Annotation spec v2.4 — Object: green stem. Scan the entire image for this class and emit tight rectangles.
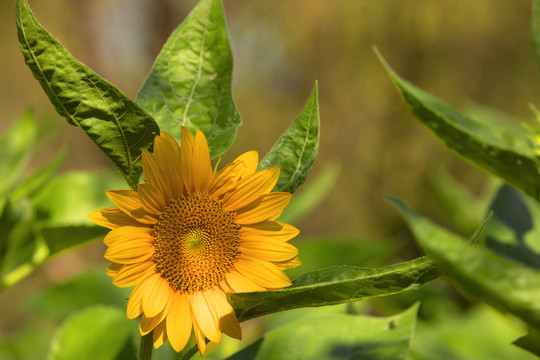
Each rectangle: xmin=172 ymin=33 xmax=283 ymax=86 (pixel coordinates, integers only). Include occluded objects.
xmin=139 ymin=332 xmax=153 ymax=360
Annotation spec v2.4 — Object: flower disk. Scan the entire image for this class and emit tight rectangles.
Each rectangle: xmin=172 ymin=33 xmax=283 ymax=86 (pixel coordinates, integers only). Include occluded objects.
xmin=88 ymin=127 xmax=300 ymax=355
xmin=153 ymin=194 xmax=240 ymax=293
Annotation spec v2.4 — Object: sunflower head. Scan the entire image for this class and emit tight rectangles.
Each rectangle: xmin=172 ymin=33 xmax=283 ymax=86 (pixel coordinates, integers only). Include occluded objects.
xmin=89 ymin=127 xmax=300 ymax=354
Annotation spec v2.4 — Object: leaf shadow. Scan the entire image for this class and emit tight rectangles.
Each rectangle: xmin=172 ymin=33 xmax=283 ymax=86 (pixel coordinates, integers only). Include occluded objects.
xmin=485 ymin=184 xmax=540 ymax=269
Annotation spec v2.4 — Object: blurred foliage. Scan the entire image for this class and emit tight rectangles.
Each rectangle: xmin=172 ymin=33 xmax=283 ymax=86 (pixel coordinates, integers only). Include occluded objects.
xmin=2 ymin=0 xmax=540 ymax=359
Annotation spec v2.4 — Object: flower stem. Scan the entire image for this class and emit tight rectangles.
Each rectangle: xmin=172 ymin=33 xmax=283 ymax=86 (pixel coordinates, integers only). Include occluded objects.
xmin=139 ymin=332 xmax=153 ymax=360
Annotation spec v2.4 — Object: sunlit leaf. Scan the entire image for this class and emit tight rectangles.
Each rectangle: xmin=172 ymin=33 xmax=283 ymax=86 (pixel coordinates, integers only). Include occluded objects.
xmin=227 ymin=304 xmax=419 ymax=360
xmin=376 ymin=49 xmax=540 ymax=201
xmin=48 ymin=306 xmax=136 ymax=360
xmin=136 ymin=0 xmax=240 ymax=158
xmin=229 ymin=257 xmax=437 ymax=322
xmin=389 ymin=197 xmax=540 ymax=332
xmin=258 ymin=83 xmax=320 ymax=193
xmin=16 ymin=0 xmax=159 ymax=189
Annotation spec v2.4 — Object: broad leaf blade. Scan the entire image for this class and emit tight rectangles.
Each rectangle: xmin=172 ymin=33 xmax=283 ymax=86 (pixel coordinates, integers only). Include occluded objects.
xmin=229 ymin=257 xmax=437 ymax=322
xmin=227 ymin=304 xmax=419 ymax=360
xmin=136 ymin=0 xmax=240 ymax=158
xmin=376 ymin=50 xmax=540 ymax=201
xmin=48 ymin=306 xmax=136 ymax=360
xmin=16 ymin=0 xmax=159 ymax=189
xmin=258 ymin=83 xmax=320 ymax=193
xmin=390 ymin=197 xmax=540 ymax=332
xmin=42 ymin=226 xmax=108 ymax=258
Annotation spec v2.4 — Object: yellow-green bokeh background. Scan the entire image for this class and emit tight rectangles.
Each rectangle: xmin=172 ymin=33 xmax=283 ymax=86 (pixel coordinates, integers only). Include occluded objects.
xmin=1 ymin=0 xmax=540 ymax=356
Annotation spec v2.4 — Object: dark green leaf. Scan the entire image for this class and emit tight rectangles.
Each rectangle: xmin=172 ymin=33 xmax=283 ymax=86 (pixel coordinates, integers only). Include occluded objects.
xmin=42 ymin=225 xmax=108 ymax=257
xmin=0 ymin=198 xmax=37 ymax=281
xmin=16 ymin=0 xmax=159 ymax=189
xmin=484 ymin=184 xmax=540 ymax=269
xmin=48 ymin=306 xmax=137 ymax=360
xmin=390 ymin=197 xmax=540 ymax=332
xmin=258 ymin=83 xmax=320 ymax=193
xmin=514 ymin=328 xmax=540 ymax=358
xmin=229 ymin=257 xmax=437 ymax=322
xmin=376 ymin=49 xmax=540 ymax=201
xmin=0 ymin=110 xmax=36 ymax=197
xmin=136 ymin=0 xmax=240 ymax=158
xmin=227 ymin=304 xmax=419 ymax=360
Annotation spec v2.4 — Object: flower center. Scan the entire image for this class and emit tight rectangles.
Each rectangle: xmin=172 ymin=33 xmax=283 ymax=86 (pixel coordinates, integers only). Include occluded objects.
xmin=152 ymin=193 xmax=241 ymax=293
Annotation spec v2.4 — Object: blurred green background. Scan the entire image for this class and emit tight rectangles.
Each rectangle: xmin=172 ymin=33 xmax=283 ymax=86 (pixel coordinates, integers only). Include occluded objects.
xmin=2 ymin=0 xmax=540 ymax=359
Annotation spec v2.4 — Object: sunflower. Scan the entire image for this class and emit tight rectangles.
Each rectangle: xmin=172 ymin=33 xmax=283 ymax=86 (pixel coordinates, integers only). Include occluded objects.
xmin=88 ymin=127 xmax=300 ymax=354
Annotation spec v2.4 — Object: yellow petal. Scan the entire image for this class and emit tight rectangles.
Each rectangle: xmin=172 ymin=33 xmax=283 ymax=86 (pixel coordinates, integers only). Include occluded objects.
xmin=239 ymin=239 xmax=299 ymax=262
xmin=166 ymin=291 xmax=192 ymax=352
xmin=153 ymin=320 xmax=168 ymax=349
xmin=106 ymin=262 xmax=123 ymax=278
xmin=234 ymin=150 xmax=258 ymax=180
xmin=192 ymin=130 xmax=213 ymax=193
xmin=113 ymin=261 xmax=155 ymax=287
xmin=104 ymin=238 xmax=154 ymax=264
xmin=204 ymin=288 xmax=241 ymax=340
xmin=180 ymin=127 xmax=194 ymax=193
xmin=225 ymin=271 xmax=265 ymax=293
xmin=140 ymin=299 xmax=170 ymax=335
xmin=137 ymin=183 xmax=166 ymax=214
xmin=142 ymin=274 xmax=171 ymax=317
xmin=103 ymin=226 xmax=152 ymax=246
xmin=191 ymin=291 xmax=221 ymax=343
xmin=209 ymin=162 xmax=244 ymax=198
xmin=234 ymin=192 xmax=292 ymax=225
xmin=240 ymin=221 xmax=299 ymax=242
xmin=274 ymin=256 xmax=302 ymax=270
xmin=88 ymin=207 xmax=145 ymax=229
xmin=234 ymin=255 xmax=292 ymax=288
xmin=152 ymin=131 xmax=184 ymax=200
xmin=127 ymin=281 xmax=145 ymax=319
xmin=106 ymin=190 xmax=157 ymax=224
xmin=222 ymin=167 xmax=280 ymax=212
xmin=192 ymin=316 xmax=207 ymax=355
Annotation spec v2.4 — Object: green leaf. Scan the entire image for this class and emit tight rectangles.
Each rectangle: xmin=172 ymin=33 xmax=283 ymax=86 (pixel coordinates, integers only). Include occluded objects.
xmin=42 ymin=225 xmax=108 ymax=258
xmin=16 ymin=0 xmax=159 ymax=189
xmin=514 ymin=328 xmax=540 ymax=358
xmin=136 ymin=0 xmax=240 ymax=158
xmin=533 ymin=0 xmax=540 ymax=68
xmin=229 ymin=257 xmax=437 ymax=322
xmin=389 ymin=197 xmax=540 ymax=332
xmin=376 ymin=49 xmax=540 ymax=201
xmin=483 ymin=184 xmax=540 ymax=270
xmin=48 ymin=306 xmax=136 ymax=360
xmin=227 ymin=304 xmax=419 ymax=360
xmin=258 ymin=83 xmax=320 ymax=193
xmin=0 ymin=110 xmax=36 ymax=197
